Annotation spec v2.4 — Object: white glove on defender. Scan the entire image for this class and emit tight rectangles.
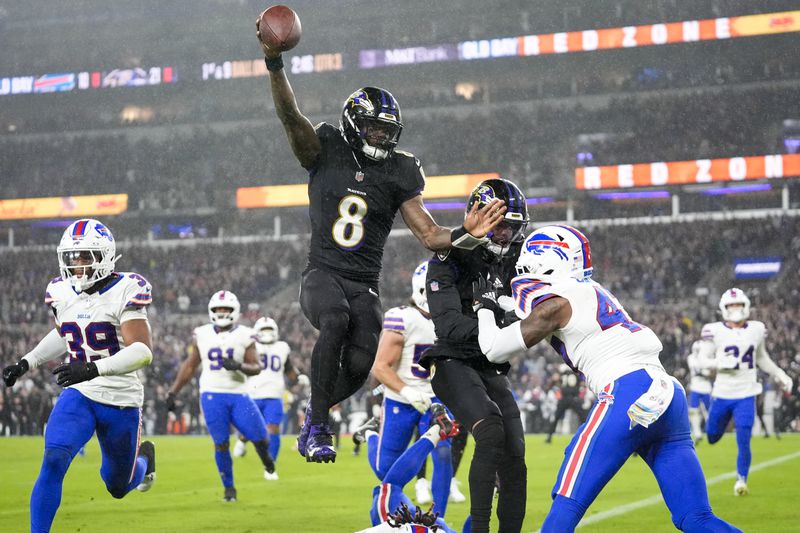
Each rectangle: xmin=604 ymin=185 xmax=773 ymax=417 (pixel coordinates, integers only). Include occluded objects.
xmin=779 ymin=374 xmax=793 ymax=393
xmin=400 ymin=386 xmax=432 ymax=414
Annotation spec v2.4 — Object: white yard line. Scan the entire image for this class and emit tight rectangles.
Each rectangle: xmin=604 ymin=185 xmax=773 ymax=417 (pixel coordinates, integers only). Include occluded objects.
xmin=530 ymin=449 xmax=800 ymax=532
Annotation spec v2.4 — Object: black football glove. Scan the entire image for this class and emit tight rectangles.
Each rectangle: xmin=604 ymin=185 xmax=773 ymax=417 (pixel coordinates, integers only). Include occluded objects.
xmin=3 ymin=359 xmax=29 ymax=387
xmin=472 ymin=276 xmax=500 ymax=314
xmin=166 ymin=392 xmax=177 ymax=412
xmin=221 ymin=358 xmax=242 ymax=371
xmin=52 ymin=361 xmax=99 ymax=387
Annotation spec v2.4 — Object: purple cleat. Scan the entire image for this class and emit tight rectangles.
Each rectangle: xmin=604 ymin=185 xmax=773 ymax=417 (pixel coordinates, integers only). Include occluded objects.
xmin=297 ymin=402 xmax=313 ymax=457
xmin=306 ymin=424 xmax=336 ymax=463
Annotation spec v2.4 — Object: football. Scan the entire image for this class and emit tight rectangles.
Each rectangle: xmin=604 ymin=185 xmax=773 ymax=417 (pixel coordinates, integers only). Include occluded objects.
xmin=258 ymin=5 xmax=302 ymax=52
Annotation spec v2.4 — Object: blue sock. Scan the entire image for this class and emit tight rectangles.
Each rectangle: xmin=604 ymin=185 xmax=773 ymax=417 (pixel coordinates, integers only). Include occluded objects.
xmin=214 ymin=449 xmax=234 ymax=488
xmin=31 ymin=448 xmax=72 ymax=533
xmin=431 ymin=444 xmax=453 ymax=517
xmin=367 ymin=433 xmax=381 ymax=478
xmin=541 ymin=495 xmax=586 ymax=533
xmin=383 ymin=438 xmax=435 ymax=487
xmin=735 ymin=425 xmax=752 ymax=479
xmin=269 ymin=433 xmax=281 ymax=462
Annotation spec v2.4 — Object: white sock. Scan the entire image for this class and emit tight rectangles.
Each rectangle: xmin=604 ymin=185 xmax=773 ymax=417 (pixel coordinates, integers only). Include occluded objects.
xmin=422 ymin=426 xmax=441 ymax=446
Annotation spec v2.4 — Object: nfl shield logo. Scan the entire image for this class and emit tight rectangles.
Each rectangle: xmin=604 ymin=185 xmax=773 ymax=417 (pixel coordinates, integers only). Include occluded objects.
xmin=430 ymin=281 xmax=439 ymax=292
xmin=355 ymin=171 xmax=365 ymax=182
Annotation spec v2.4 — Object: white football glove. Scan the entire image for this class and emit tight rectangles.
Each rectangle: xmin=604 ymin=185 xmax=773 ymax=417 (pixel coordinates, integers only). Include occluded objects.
xmin=400 ymin=386 xmax=431 ymax=414
xmin=779 ymin=374 xmax=793 ymax=393
xmin=296 ymin=374 xmax=310 ymax=387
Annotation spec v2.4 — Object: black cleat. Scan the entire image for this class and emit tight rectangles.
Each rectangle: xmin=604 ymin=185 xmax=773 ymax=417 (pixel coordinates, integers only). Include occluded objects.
xmin=224 ymin=486 xmax=237 ymax=502
xmin=430 ymin=403 xmax=459 ymax=440
xmin=136 ymin=441 xmax=156 ymax=492
xmin=352 ymin=416 xmax=380 ymax=446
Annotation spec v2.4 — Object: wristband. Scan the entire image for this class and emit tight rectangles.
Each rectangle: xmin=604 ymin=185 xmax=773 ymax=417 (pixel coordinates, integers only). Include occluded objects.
xmin=451 ymin=225 xmax=488 ymax=250
xmin=265 ymin=55 xmax=284 ymax=72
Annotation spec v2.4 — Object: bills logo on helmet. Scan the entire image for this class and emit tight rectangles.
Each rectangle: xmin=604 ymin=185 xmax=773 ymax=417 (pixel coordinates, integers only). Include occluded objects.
xmin=94 ymin=223 xmax=112 ymax=240
xmin=525 ymin=232 xmax=570 ymax=260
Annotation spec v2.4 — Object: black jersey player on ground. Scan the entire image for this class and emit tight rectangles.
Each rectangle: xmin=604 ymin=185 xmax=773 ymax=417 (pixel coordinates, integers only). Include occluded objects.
xmin=257 ymin=25 xmax=506 ymax=464
xmin=420 ymin=179 xmax=530 ymax=533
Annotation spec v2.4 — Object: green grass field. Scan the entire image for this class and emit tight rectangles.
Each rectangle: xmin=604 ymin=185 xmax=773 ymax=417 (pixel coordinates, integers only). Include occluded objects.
xmin=1 ymin=433 xmax=798 ymax=532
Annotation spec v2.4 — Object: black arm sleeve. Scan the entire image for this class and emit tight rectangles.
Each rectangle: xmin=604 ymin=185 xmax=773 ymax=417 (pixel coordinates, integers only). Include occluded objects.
xmin=427 ymin=256 xmax=478 ymax=342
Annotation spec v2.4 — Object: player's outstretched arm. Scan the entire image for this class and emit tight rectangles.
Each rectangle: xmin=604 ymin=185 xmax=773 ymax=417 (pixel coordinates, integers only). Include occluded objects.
xmin=3 ymin=328 xmax=67 ymax=386
xmin=755 ymin=341 xmax=793 ymax=392
xmin=256 ymin=19 xmax=320 ymax=169
xmin=400 ymin=195 xmax=507 ymax=251
xmin=373 ymin=328 xmax=430 ymax=413
xmin=167 ymin=342 xmax=202 ymax=405
xmin=476 ymin=296 xmax=571 ymax=364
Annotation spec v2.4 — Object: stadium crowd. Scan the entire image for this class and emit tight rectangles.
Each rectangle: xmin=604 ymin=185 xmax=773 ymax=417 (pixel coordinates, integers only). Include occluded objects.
xmin=2 ymin=216 xmax=799 ymax=438
xmin=1 ymin=84 xmax=797 ymax=209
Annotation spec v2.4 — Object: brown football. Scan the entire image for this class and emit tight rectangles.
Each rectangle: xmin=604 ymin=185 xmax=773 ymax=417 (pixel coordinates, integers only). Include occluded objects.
xmin=258 ymin=5 xmax=302 ymax=52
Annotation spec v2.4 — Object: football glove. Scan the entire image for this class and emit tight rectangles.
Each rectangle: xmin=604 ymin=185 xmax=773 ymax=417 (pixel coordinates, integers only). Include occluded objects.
xmin=53 ymin=361 xmax=99 ymax=387
xmin=472 ymin=276 xmax=499 ymax=314
xmin=3 ymin=359 xmax=29 ymax=387
xmin=296 ymin=374 xmax=310 ymax=387
xmin=779 ymin=374 xmax=793 ymax=393
xmin=400 ymin=386 xmax=431 ymax=414
xmin=166 ymin=392 xmax=177 ymax=412
xmin=221 ymin=358 xmax=242 ymax=371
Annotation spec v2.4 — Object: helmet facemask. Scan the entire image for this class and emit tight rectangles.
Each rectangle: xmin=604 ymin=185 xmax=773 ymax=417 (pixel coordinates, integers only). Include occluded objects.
xmin=57 ymin=219 xmax=118 ymax=292
xmin=208 ymin=290 xmax=241 ymax=328
xmin=341 ymin=87 xmax=403 ymax=161
xmin=254 ymin=317 xmax=279 ymax=344
xmin=719 ymin=288 xmax=750 ymax=322
xmin=486 ymin=218 xmax=527 ymax=257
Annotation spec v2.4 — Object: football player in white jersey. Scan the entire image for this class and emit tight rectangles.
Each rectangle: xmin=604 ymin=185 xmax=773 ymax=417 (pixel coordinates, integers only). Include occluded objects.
xmin=472 ymin=225 xmax=740 ymax=533
xmin=166 ymin=291 xmax=275 ymax=502
xmin=699 ymin=288 xmax=793 ymax=496
xmin=233 ymin=316 xmax=302 ymax=478
xmin=370 ymin=262 xmax=454 ymax=517
xmin=687 ymin=340 xmax=713 ymax=444
xmin=2 ymin=219 xmax=156 ymax=533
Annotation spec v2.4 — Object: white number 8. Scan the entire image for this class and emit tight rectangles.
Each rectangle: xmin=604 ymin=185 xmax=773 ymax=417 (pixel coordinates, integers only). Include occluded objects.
xmin=332 ymin=195 xmax=368 ymax=249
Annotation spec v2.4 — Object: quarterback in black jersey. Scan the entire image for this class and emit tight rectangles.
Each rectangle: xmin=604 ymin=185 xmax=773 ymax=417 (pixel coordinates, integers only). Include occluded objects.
xmin=421 ymin=179 xmax=529 ymax=533
xmin=257 ymin=27 xmax=505 ymax=464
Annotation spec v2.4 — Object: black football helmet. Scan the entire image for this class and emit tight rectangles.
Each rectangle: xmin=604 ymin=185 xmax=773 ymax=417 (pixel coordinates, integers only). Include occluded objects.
xmin=340 ymin=87 xmax=403 ymax=161
xmin=467 ymin=178 xmax=529 ymax=256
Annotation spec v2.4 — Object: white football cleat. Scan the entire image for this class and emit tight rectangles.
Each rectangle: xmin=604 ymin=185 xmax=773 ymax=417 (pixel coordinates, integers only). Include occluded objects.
xmin=734 ymin=479 xmax=749 ymax=496
xmin=449 ymin=479 xmax=466 ymax=503
xmin=233 ymin=439 xmax=247 ymax=458
xmin=264 ymin=470 xmax=279 ymax=481
xmin=415 ymin=477 xmax=432 ymax=505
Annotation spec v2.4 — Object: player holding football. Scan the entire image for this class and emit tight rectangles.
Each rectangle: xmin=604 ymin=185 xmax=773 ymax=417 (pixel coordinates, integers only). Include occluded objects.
xmin=473 ymin=225 xmax=741 ymax=533
xmin=687 ymin=340 xmax=713 ymax=444
xmin=166 ymin=291 xmax=275 ymax=501
xmin=420 ymin=179 xmax=530 ymax=533
xmin=698 ymin=289 xmax=793 ymax=496
xmin=2 ymin=219 xmax=156 ymax=533
xmin=371 ymin=261 xmax=453 ymax=517
xmin=256 ymin=24 xmax=506 ymax=464
xmin=233 ymin=316 xmax=304 ymax=477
